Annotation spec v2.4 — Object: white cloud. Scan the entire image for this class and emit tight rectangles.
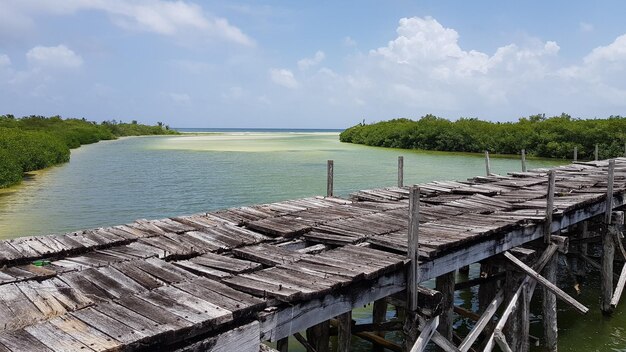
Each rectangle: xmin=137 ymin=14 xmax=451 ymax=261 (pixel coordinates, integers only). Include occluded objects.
xmin=269 ymin=68 xmax=298 ymax=89
xmin=298 ymin=51 xmax=325 ymax=70
xmin=344 ymin=36 xmax=357 ymax=47
xmin=579 ymin=22 xmax=594 ymax=33
xmin=3 ymin=0 xmax=254 ymax=47
xmin=0 ymin=54 xmax=11 ymax=67
xmin=26 ymin=45 xmax=83 ymax=69
xmin=584 ymin=34 xmax=626 ymax=64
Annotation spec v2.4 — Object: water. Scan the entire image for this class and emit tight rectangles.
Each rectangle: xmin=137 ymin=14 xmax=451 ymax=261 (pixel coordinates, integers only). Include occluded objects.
xmin=0 ymin=131 xmax=620 ymax=351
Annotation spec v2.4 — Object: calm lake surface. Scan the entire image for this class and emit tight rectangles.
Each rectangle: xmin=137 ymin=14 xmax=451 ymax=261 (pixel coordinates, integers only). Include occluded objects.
xmin=0 ymin=131 xmax=622 ymax=351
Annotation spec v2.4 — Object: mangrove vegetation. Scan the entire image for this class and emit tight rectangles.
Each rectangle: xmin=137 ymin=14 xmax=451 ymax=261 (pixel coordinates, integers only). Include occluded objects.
xmin=0 ymin=115 xmax=178 ymax=188
xmin=340 ymin=114 xmax=626 ymax=160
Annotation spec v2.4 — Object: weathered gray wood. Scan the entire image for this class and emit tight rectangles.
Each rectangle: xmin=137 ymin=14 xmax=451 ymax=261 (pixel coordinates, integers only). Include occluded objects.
xmin=337 ymin=311 xmax=351 ymax=352
xmin=612 ymin=259 xmax=626 ymax=310
xmin=521 ymin=149 xmax=527 ymax=172
xmin=577 ymin=221 xmax=589 ymax=276
xmin=574 ymin=146 xmax=578 ymax=162
xmin=372 ymin=299 xmax=387 ymax=352
xmin=174 ymin=321 xmax=260 ymax=352
xmin=478 ymin=261 xmax=499 ymax=312
xmin=545 ymin=170 xmax=556 ymax=244
xmin=603 ymin=218 xmax=616 ymax=314
xmin=542 ymin=253 xmax=558 ymax=352
xmin=327 ymin=160 xmax=334 ymax=197
xmin=430 ymin=330 xmax=460 ymax=352
xmin=407 ymin=186 xmax=420 ymax=311
xmin=458 ymin=290 xmax=503 ymax=352
xmin=504 ymin=251 xmax=588 ymax=314
xmin=294 ymin=333 xmax=317 ymax=352
xmin=605 ymin=159 xmax=616 ymax=224
xmin=485 ymin=151 xmax=491 ymax=176
xmin=494 ymin=330 xmax=514 ymax=352
xmin=435 ymin=272 xmax=454 ymax=341
xmin=398 ymin=156 xmax=404 ymax=188
xmin=410 ymin=316 xmax=438 ymax=352
xmin=306 ymin=320 xmax=329 ymax=352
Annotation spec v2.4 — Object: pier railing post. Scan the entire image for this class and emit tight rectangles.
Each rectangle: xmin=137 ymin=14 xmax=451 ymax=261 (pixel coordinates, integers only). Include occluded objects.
xmin=327 ymin=160 xmax=334 ymax=197
xmin=602 ymin=159 xmax=616 ymax=314
xmin=398 ymin=156 xmax=404 ymax=188
xmin=404 ymin=186 xmax=420 ymax=349
xmin=595 ymin=143 xmax=599 ymax=161
xmin=544 ymin=170 xmax=556 ymax=244
xmin=574 ymin=146 xmax=578 ymax=162
xmin=485 ymin=150 xmax=491 ymax=176
xmin=521 ymin=149 xmax=527 ymax=172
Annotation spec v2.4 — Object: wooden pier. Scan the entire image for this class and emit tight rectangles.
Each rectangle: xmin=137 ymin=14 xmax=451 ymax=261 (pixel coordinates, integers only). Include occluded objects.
xmin=1 ymin=157 xmax=626 ymax=351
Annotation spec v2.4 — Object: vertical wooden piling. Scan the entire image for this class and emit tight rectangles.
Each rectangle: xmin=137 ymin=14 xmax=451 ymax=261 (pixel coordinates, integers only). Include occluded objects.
xmin=326 ymin=160 xmax=334 ymax=197
xmin=407 ymin=186 xmax=420 ymax=311
xmin=372 ymin=299 xmax=387 ymax=352
xmin=521 ymin=149 xmax=527 ymax=172
xmin=595 ymin=144 xmax=599 ymax=161
xmin=337 ymin=311 xmax=352 ymax=352
xmin=398 ymin=156 xmax=404 ymax=188
xmin=577 ymin=221 xmax=589 ymax=276
xmin=306 ymin=321 xmax=330 ymax=352
xmin=542 ymin=253 xmax=558 ymax=351
xmin=544 ymin=170 xmax=556 ymax=244
xmin=435 ymin=272 xmax=455 ymax=341
xmin=478 ymin=262 xmax=499 ymax=313
xmin=276 ymin=337 xmax=289 ymax=352
xmin=605 ymin=160 xmax=615 ymax=224
xmin=602 ymin=161 xmax=616 ymax=314
xmin=485 ymin=151 xmax=491 ymax=176
xmin=574 ymin=146 xmax=578 ymax=162
xmin=404 ymin=186 xmax=420 ymax=349
xmin=624 ymin=142 xmax=626 ymax=158
xmin=503 ymin=270 xmax=522 ymax=351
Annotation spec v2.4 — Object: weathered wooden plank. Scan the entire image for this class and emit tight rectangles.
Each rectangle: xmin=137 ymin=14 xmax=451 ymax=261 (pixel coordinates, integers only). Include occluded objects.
xmin=71 ymin=307 xmax=148 ymax=344
xmin=49 ymin=315 xmax=121 ymax=352
xmin=25 ymin=321 xmax=94 ymax=352
xmin=173 ymin=321 xmax=260 ymax=352
xmin=0 ymin=329 xmax=53 ymax=352
xmin=190 ymin=253 xmax=262 ymax=274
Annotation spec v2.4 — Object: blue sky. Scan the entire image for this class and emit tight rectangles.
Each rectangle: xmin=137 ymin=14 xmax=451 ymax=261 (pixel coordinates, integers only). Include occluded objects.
xmin=1 ymin=1 xmax=626 ymax=128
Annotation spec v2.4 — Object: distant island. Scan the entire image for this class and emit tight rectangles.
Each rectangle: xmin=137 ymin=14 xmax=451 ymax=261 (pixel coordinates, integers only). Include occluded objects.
xmin=0 ymin=115 xmax=179 ymax=188
xmin=340 ymin=113 xmax=626 ymax=160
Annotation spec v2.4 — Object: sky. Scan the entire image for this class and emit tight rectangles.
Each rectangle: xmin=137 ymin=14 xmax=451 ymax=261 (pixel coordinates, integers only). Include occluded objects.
xmin=1 ymin=1 xmax=626 ymax=128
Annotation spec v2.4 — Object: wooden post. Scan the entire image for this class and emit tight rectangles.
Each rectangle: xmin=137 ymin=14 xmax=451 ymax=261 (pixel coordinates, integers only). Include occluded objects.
xmin=435 ymin=272 xmax=455 ymax=341
xmin=326 ymin=160 xmax=334 ymax=197
xmin=624 ymin=142 xmax=626 ymax=158
xmin=595 ymin=144 xmax=599 ymax=161
xmin=306 ymin=321 xmax=330 ymax=352
xmin=605 ymin=159 xmax=615 ymax=224
xmin=372 ymin=299 xmax=387 ymax=352
xmin=459 ymin=265 xmax=470 ymax=276
xmin=337 ymin=311 xmax=352 ymax=352
xmin=485 ymin=150 xmax=491 ymax=176
xmin=503 ymin=269 xmax=522 ymax=351
xmin=521 ymin=149 xmax=527 ymax=172
xmin=577 ymin=221 xmax=589 ymax=276
xmin=407 ymin=186 xmax=420 ymax=311
xmin=544 ymin=170 xmax=556 ymax=244
xmin=398 ymin=156 xmax=404 ymax=188
xmin=478 ymin=262 xmax=499 ymax=313
xmin=542 ymin=253 xmax=558 ymax=352
xmin=276 ymin=337 xmax=289 ymax=352
xmin=611 ymin=212 xmax=626 ymax=310
xmin=404 ymin=186 xmax=420 ymax=349
xmin=574 ymin=146 xmax=578 ymax=162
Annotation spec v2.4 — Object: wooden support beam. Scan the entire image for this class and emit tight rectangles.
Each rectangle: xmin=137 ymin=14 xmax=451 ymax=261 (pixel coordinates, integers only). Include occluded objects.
xmin=504 ymin=251 xmax=589 ymax=314
xmin=456 ymin=271 xmax=504 ymax=291
xmin=294 ymin=332 xmax=317 ymax=352
xmin=276 ymin=337 xmax=289 ymax=352
xmin=545 ymin=170 xmax=556 ymax=244
xmin=478 ymin=262 xmax=500 ymax=312
xmin=354 ymin=331 xmax=402 ymax=352
xmin=484 ymin=150 xmax=491 ymax=176
xmin=372 ymin=299 xmax=387 ymax=352
xmin=578 ymin=221 xmax=589 ymax=276
xmin=326 ymin=160 xmax=334 ymax=197
xmin=407 ymin=186 xmax=420 ymax=311
xmin=521 ymin=149 xmax=527 ymax=172
xmin=611 ymin=211 xmax=626 ymax=310
xmin=306 ymin=321 xmax=329 ymax=352
xmin=574 ymin=146 xmax=578 ymax=162
xmin=494 ymin=331 xmax=514 ymax=352
xmin=602 ymin=222 xmax=616 ymax=314
xmin=337 ymin=311 xmax=351 ymax=352
xmin=436 ymin=272 xmax=455 ymax=341
xmin=458 ymin=291 xmax=503 ymax=352
xmin=410 ymin=316 xmax=439 ymax=352
xmin=605 ymin=159 xmax=616 ymax=224
xmin=542 ymin=253 xmax=558 ymax=352
xmin=430 ymin=330 xmax=461 ymax=352
xmin=398 ymin=156 xmax=404 ymax=188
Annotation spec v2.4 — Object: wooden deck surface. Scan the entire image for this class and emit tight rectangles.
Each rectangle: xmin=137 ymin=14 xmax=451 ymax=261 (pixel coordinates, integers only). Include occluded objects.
xmin=0 ymin=158 xmax=625 ymax=351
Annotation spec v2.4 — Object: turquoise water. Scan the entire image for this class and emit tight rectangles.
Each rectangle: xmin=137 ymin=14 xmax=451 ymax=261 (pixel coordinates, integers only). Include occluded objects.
xmin=0 ymin=131 xmax=620 ymax=351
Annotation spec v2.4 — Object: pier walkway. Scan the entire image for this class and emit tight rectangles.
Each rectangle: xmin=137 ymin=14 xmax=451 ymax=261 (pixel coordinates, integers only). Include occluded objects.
xmin=0 ymin=158 xmax=625 ymax=351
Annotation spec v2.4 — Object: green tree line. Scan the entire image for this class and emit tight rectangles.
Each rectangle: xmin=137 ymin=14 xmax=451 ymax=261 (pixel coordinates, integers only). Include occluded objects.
xmin=340 ymin=114 xmax=626 ymax=160
xmin=0 ymin=115 xmax=178 ymax=188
